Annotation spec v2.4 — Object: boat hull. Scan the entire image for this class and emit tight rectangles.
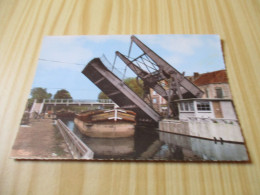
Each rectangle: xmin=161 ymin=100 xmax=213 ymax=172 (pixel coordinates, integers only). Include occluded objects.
xmin=74 ymin=118 xmax=135 ymax=138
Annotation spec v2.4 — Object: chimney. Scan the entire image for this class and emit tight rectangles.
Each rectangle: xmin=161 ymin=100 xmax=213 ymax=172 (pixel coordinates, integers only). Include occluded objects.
xmin=194 ymin=72 xmax=200 ymax=79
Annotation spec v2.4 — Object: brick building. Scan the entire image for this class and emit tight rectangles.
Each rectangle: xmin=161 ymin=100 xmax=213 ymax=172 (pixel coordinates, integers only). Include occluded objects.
xmin=190 ymin=70 xmax=232 ymax=99
xmin=150 ymin=69 xmax=233 ymax=117
xmin=177 ymin=70 xmax=237 ymax=120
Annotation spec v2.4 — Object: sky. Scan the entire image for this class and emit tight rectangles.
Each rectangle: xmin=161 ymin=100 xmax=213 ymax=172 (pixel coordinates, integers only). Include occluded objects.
xmin=31 ymin=34 xmax=225 ymax=99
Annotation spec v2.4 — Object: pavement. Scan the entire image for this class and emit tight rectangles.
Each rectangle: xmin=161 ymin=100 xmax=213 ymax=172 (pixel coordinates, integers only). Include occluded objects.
xmin=11 ymin=118 xmax=73 ymax=159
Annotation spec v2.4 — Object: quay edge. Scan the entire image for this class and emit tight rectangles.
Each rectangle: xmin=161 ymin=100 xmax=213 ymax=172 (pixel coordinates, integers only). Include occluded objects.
xmin=159 ymin=119 xmax=245 ymax=143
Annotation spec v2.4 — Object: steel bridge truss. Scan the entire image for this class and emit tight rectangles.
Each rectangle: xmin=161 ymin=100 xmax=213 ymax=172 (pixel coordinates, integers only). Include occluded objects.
xmin=115 ymin=35 xmax=204 ymax=117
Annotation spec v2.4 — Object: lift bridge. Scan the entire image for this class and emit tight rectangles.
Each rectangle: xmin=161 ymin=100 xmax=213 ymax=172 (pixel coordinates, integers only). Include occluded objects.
xmin=82 ymin=35 xmax=203 ymax=125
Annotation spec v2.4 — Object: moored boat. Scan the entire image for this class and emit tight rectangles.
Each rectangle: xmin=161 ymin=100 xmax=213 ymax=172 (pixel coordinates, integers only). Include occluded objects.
xmin=74 ymin=108 xmax=136 ymax=138
xmin=56 ymin=109 xmax=75 ymax=118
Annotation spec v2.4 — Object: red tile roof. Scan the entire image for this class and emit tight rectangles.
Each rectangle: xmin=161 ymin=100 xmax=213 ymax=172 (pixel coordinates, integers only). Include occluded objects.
xmin=193 ymin=70 xmax=228 ymax=86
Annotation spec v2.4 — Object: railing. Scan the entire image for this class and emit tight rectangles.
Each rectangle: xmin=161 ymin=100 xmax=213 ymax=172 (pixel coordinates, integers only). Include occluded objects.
xmin=44 ymin=99 xmax=114 ymax=104
xmin=56 ymin=119 xmax=94 ymax=159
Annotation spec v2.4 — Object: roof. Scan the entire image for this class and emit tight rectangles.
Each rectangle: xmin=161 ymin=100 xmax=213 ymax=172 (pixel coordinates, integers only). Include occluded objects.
xmin=193 ymin=70 xmax=228 ymax=86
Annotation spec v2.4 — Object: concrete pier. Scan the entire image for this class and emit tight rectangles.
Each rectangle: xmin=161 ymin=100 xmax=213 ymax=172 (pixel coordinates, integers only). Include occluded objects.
xmin=56 ymin=119 xmax=94 ymax=159
xmin=11 ymin=118 xmax=73 ymax=159
xmin=159 ymin=118 xmax=244 ymax=143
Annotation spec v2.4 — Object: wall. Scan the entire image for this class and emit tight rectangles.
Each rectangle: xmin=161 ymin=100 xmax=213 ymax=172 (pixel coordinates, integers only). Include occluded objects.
xmin=159 ymin=132 xmax=248 ymax=161
xmin=220 ymin=101 xmax=237 ymax=119
xmin=188 ymin=120 xmax=244 ymax=142
xmin=200 ymin=83 xmax=232 ymax=99
xmin=159 ymin=119 xmax=245 ymax=142
xmin=179 ymin=112 xmax=196 ymax=120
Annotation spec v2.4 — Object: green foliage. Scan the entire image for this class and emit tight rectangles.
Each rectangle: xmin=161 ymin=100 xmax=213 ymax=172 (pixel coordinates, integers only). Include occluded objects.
xmin=97 ymin=77 xmax=144 ymax=99
xmin=54 ymin=89 xmax=72 ymax=99
xmin=31 ymin=87 xmax=52 ymax=103
xmin=124 ymin=77 xmax=144 ymax=97
xmin=26 ymin=98 xmax=34 ymax=110
xmin=98 ymin=92 xmax=109 ymax=99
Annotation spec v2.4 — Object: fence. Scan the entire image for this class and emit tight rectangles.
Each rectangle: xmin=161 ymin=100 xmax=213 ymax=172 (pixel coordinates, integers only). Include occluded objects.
xmin=44 ymin=99 xmax=114 ymax=104
xmin=56 ymin=119 xmax=94 ymax=159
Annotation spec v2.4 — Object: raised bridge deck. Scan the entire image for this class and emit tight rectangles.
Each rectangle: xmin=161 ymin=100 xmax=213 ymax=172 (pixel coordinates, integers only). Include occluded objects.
xmin=82 ymin=58 xmax=161 ymax=125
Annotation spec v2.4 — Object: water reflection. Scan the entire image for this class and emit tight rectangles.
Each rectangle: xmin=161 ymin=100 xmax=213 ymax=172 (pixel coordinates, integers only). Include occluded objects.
xmin=158 ymin=132 xmax=248 ymax=161
xmin=61 ymin=119 xmax=248 ymax=161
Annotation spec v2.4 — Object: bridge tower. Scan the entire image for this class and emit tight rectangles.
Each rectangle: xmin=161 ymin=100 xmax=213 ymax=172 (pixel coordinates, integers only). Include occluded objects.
xmin=115 ymin=35 xmax=204 ymax=118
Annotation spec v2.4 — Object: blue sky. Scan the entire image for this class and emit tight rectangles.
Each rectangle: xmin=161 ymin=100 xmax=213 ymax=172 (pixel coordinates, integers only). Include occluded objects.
xmin=32 ymin=34 xmax=225 ymax=99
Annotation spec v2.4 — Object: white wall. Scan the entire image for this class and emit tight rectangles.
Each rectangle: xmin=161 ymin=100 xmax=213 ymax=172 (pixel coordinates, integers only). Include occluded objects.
xmin=199 ymin=83 xmax=232 ymax=99
xmin=179 ymin=112 xmax=195 ymax=120
xmin=159 ymin=131 xmax=248 ymax=161
xmin=188 ymin=120 xmax=244 ymax=142
xmin=159 ymin=119 xmax=244 ymax=143
xmin=220 ymin=101 xmax=237 ymax=119
xmin=195 ymin=111 xmax=215 ymax=118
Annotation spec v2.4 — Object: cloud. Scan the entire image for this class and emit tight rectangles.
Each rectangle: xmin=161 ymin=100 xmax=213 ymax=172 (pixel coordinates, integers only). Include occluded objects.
xmin=164 ymin=55 xmax=184 ymax=67
xmin=138 ymin=34 xmax=204 ymax=56
xmin=82 ymin=35 xmax=130 ymax=43
xmin=38 ymin=36 xmax=93 ymax=71
xmin=32 ymin=35 xmax=225 ymax=99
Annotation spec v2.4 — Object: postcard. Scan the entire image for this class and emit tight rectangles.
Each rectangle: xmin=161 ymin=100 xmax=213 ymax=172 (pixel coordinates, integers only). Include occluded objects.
xmin=11 ymin=34 xmax=249 ymax=161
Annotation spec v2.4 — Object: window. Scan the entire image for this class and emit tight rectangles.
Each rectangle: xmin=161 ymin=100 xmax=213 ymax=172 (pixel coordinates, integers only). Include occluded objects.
xmin=180 ymin=103 xmax=184 ymax=111
xmin=153 ymin=98 xmax=157 ymax=103
xmin=184 ymin=102 xmax=189 ymax=111
xmin=179 ymin=101 xmax=194 ymax=112
xmin=153 ymin=91 xmax=157 ymax=95
xmin=161 ymin=82 xmax=166 ymax=87
xmin=197 ymin=101 xmax=211 ymax=111
xmin=189 ymin=102 xmax=194 ymax=111
xmin=215 ymin=88 xmax=223 ymax=98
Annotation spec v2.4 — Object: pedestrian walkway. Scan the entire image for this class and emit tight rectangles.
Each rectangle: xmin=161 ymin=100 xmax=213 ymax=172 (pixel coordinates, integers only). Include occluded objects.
xmin=11 ymin=118 xmax=72 ymax=159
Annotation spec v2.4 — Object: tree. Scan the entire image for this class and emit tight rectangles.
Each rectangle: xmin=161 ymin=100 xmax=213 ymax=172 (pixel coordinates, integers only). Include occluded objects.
xmin=30 ymin=87 xmax=52 ymax=103
xmin=98 ymin=92 xmax=109 ymax=99
xmin=54 ymin=89 xmax=72 ymax=99
xmin=97 ymin=77 xmax=144 ymax=99
xmin=124 ymin=77 xmax=144 ymax=97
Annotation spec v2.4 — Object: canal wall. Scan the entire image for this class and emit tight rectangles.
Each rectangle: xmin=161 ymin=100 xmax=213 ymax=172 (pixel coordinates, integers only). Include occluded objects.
xmin=159 ymin=118 xmax=244 ymax=143
xmin=159 ymin=132 xmax=248 ymax=161
xmin=56 ymin=119 xmax=94 ymax=159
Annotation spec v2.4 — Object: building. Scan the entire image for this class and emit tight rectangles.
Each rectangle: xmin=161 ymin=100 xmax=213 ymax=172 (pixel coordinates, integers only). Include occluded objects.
xmin=190 ymin=70 xmax=232 ymax=99
xmin=150 ymin=89 xmax=167 ymax=113
xmin=177 ymin=70 xmax=237 ymax=120
xmin=175 ymin=98 xmax=237 ymax=120
xmin=159 ymin=70 xmax=242 ymax=143
xmin=150 ymin=80 xmax=168 ymax=113
xmin=150 ymin=70 xmax=232 ymax=114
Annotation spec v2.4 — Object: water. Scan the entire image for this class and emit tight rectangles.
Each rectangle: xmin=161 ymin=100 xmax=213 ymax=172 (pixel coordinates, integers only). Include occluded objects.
xmin=61 ymin=119 xmax=249 ymax=161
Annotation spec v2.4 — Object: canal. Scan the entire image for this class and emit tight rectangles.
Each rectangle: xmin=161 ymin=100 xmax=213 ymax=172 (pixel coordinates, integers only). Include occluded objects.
xmin=61 ymin=118 xmax=248 ymax=161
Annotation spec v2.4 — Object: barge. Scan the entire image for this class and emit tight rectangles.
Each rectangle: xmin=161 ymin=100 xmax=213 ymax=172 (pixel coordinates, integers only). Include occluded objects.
xmin=74 ymin=108 xmax=136 ymax=138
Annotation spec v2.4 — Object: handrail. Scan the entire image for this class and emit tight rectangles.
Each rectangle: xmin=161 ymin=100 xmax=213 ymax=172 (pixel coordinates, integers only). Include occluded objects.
xmin=44 ymin=99 xmax=114 ymax=104
xmin=56 ymin=119 xmax=94 ymax=159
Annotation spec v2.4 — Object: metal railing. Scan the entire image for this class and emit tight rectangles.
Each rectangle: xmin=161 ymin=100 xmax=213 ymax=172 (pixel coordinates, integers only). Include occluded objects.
xmin=44 ymin=99 xmax=114 ymax=104
xmin=56 ymin=119 xmax=94 ymax=159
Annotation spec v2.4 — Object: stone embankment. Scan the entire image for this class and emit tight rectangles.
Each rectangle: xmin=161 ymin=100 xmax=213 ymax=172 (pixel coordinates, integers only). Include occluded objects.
xmin=159 ymin=118 xmax=244 ymax=143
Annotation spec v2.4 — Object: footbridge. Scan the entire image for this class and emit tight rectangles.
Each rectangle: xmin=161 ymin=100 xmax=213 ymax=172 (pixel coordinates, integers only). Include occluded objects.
xmin=30 ymin=99 xmax=115 ymax=115
xmin=43 ymin=99 xmax=114 ymax=106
